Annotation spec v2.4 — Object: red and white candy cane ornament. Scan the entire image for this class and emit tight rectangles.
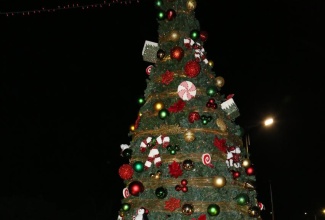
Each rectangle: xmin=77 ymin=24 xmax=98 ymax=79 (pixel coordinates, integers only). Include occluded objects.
xmin=122 ymin=187 xmax=130 ymax=198
xmin=140 ymin=137 xmax=153 ymax=153
xmin=202 ymin=153 xmax=214 ymax=168
xmin=156 ymin=135 xmax=170 ymax=148
xmin=177 ymin=81 xmax=197 ymax=101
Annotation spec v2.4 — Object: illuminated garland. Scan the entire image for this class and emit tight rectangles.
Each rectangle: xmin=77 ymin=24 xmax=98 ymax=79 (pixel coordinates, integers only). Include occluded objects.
xmin=0 ymin=0 xmax=140 ymax=16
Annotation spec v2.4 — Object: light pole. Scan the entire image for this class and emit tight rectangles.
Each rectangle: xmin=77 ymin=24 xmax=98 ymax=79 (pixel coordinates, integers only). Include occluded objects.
xmin=269 ymin=181 xmax=275 ymax=220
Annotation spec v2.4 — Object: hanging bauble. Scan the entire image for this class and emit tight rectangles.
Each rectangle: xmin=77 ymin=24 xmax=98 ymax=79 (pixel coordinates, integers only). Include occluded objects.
xmin=235 ymin=193 xmax=250 ymax=206
xmin=232 ymin=170 xmax=240 ymax=179
xmin=169 ymin=30 xmax=180 ymax=42
xmin=242 ymin=158 xmax=251 ymax=168
xmin=166 ymin=9 xmax=177 ymax=21
xmin=184 ymin=131 xmax=195 ymax=142
xmin=248 ymin=206 xmax=261 ymax=217
xmin=154 ymin=0 xmax=163 ymax=8
xmin=155 ymin=186 xmax=168 ymax=199
xmin=157 ymin=49 xmax=166 ymax=60
xmin=181 ymin=186 xmax=188 ymax=192
xmin=157 ymin=10 xmax=166 ymax=20
xmin=184 ymin=60 xmax=201 ymax=78
xmin=208 ymin=60 xmax=214 ymax=68
xmin=158 ymin=108 xmax=170 ymax=119
xmin=199 ymin=31 xmax=208 ymax=42
xmin=244 ymin=181 xmax=256 ymax=191
xmin=188 ymin=112 xmax=200 ymax=123
xmin=181 ymin=179 xmax=188 ymax=186
xmin=190 ymin=29 xmax=200 ymax=40
xmin=118 ymin=164 xmax=134 ymax=180
xmin=170 ymin=46 xmax=184 ymax=61
xmin=186 ymin=0 xmax=197 ymax=11
xmin=133 ymin=161 xmax=145 ymax=173
xmin=215 ymin=76 xmax=225 ymax=88
xmin=128 ymin=180 xmax=144 ymax=196
xmin=154 ymin=101 xmax=164 ymax=111
xmin=122 ymin=148 xmax=133 ymax=159
xmin=138 ymin=97 xmax=145 ymax=105
xmin=212 ymin=176 xmax=226 ymax=188
xmin=246 ymin=166 xmax=255 ymax=175
xmin=121 ymin=203 xmax=131 ymax=211
xmin=207 ymin=204 xmax=220 ymax=216
xmin=216 ymin=118 xmax=227 ymax=132
xmin=206 ymin=85 xmax=219 ymax=96
xmin=182 ymin=204 xmax=194 ymax=216
xmin=182 ymin=159 xmax=194 ymax=171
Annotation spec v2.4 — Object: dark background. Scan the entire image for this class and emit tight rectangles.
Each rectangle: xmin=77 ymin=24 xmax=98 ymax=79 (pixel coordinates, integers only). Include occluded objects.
xmin=1 ymin=0 xmax=324 ymax=219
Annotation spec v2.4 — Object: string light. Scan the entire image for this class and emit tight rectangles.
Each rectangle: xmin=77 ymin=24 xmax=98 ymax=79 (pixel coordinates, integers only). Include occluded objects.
xmin=0 ymin=0 xmax=140 ymax=17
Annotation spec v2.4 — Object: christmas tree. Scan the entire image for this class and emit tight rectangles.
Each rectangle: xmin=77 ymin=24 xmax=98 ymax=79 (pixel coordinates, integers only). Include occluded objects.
xmin=117 ymin=0 xmax=262 ymax=219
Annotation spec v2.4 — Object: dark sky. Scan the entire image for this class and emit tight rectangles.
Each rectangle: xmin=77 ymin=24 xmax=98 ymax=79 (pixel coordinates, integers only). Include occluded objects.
xmin=1 ymin=0 xmax=324 ymax=219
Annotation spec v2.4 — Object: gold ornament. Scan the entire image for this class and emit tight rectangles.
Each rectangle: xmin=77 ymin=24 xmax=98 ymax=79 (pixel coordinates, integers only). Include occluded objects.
xmin=169 ymin=30 xmax=180 ymax=42
xmin=119 ymin=211 xmax=125 ymax=217
xmin=186 ymin=0 xmax=197 ymax=11
xmin=248 ymin=206 xmax=260 ymax=217
xmin=208 ymin=60 xmax=214 ymax=68
xmin=215 ymin=76 xmax=225 ymax=88
xmin=242 ymin=158 xmax=251 ymax=168
xmin=182 ymin=204 xmax=194 ymax=216
xmin=154 ymin=101 xmax=164 ymax=111
xmin=184 ymin=131 xmax=195 ymax=142
xmin=216 ymin=118 xmax=227 ymax=131
xmin=212 ymin=176 xmax=226 ymax=188
xmin=130 ymin=125 xmax=135 ymax=131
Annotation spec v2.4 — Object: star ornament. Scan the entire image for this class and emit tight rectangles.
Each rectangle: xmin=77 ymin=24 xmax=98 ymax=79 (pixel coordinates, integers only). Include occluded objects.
xmin=164 ymin=197 xmax=181 ymax=212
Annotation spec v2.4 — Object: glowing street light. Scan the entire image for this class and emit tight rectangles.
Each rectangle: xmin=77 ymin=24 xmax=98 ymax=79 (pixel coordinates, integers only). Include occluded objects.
xmin=264 ymin=117 xmax=274 ymax=126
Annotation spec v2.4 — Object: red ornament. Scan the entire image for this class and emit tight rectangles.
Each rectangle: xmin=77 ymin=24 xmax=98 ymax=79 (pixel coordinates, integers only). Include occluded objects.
xmin=175 ymin=185 xmax=182 ymax=191
xmin=181 ymin=186 xmax=188 ymax=192
xmin=134 ymin=114 xmax=141 ymax=129
xmin=184 ymin=60 xmax=201 ymax=78
xmin=200 ymin=31 xmax=208 ymax=42
xmin=118 ymin=164 xmax=134 ymax=180
xmin=166 ymin=9 xmax=176 ymax=21
xmin=206 ymin=98 xmax=217 ymax=109
xmin=213 ymin=136 xmax=227 ymax=153
xmin=128 ymin=180 xmax=144 ymax=196
xmin=246 ymin=167 xmax=254 ymax=175
xmin=168 ymin=99 xmax=186 ymax=113
xmin=168 ymin=160 xmax=183 ymax=178
xmin=232 ymin=170 xmax=241 ymax=179
xmin=165 ymin=197 xmax=181 ymax=212
xmin=161 ymin=70 xmax=174 ymax=85
xmin=170 ymin=46 xmax=184 ymax=61
xmin=188 ymin=112 xmax=200 ymax=123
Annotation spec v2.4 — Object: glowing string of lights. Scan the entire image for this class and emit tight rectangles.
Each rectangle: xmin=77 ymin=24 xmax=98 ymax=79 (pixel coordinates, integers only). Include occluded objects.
xmin=0 ymin=0 xmax=140 ymax=16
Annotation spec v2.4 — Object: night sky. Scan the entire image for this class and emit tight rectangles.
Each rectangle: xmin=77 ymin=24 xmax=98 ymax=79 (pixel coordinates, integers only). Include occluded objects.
xmin=1 ymin=0 xmax=324 ymax=219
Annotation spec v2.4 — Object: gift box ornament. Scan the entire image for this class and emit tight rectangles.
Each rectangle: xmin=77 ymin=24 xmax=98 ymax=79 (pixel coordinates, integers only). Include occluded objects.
xmin=142 ymin=40 xmax=159 ymax=63
xmin=221 ymin=98 xmax=240 ymax=119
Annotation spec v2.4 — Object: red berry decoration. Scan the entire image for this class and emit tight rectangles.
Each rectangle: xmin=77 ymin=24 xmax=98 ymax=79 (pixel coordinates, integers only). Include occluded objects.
xmin=181 ymin=186 xmax=188 ymax=192
xmin=200 ymin=31 xmax=208 ymax=42
xmin=118 ymin=164 xmax=134 ymax=180
xmin=184 ymin=60 xmax=201 ymax=78
xmin=232 ymin=170 xmax=241 ymax=179
xmin=170 ymin=46 xmax=184 ymax=61
xmin=206 ymin=98 xmax=217 ymax=109
xmin=188 ymin=112 xmax=200 ymax=123
xmin=166 ymin=9 xmax=176 ymax=21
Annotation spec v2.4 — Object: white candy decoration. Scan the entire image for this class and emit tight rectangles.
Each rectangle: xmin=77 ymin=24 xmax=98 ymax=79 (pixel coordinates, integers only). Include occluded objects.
xmin=146 ymin=65 xmax=153 ymax=75
xmin=177 ymin=81 xmax=197 ymax=101
xmin=202 ymin=153 xmax=214 ymax=168
xmin=123 ymin=187 xmax=130 ymax=198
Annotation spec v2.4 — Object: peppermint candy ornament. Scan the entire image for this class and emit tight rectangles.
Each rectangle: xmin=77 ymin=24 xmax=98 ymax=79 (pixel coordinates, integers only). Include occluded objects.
xmin=146 ymin=65 xmax=153 ymax=75
xmin=177 ymin=81 xmax=197 ymax=101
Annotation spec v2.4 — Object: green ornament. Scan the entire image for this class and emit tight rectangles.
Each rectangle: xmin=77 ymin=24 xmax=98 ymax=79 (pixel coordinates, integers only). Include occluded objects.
xmin=155 ymin=186 xmax=168 ymax=199
xmin=121 ymin=203 xmax=131 ymax=211
xmin=158 ymin=108 xmax=169 ymax=119
xmin=170 ymin=149 xmax=176 ymax=155
xmin=190 ymin=29 xmax=200 ymax=40
xmin=138 ymin=97 xmax=145 ymax=105
xmin=157 ymin=10 xmax=165 ymax=20
xmin=206 ymin=85 xmax=218 ymax=97
xmin=133 ymin=161 xmax=144 ymax=173
xmin=154 ymin=0 xmax=163 ymax=8
xmin=122 ymin=148 xmax=133 ymax=159
xmin=235 ymin=193 xmax=250 ymax=206
xmin=207 ymin=204 xmax=220 ymax=216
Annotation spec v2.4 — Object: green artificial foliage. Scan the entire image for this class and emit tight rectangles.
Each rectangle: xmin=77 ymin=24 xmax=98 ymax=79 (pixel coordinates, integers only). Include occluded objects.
xmin=118 ymin=0 xmax=260 ymax=219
